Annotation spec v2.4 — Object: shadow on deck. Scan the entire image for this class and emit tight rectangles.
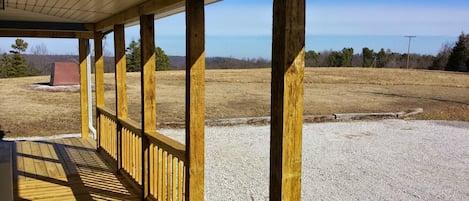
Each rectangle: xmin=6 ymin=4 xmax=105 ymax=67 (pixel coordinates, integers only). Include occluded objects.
xmin=6 ymin=137 xmax=139 ymax=201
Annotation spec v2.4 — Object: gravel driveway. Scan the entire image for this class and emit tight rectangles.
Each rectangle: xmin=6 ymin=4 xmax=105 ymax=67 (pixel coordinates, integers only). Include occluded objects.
xmin=160 ymin=119 xmax=469 ymax=201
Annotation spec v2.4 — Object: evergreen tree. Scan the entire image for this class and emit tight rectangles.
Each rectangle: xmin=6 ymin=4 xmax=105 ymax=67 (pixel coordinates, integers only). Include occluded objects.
xmin=341 ymin=48 xmax=354 ymax=67
xmin=0 ymin=39 xmax=37 ymax=78
xmin=305 ymin=50 xmax=320 ymax=67
xmin=327 ymin=51 xmax=342 ymax=67
xmin=125 ymin=39 xmax=170 ymax=71
xmin=376 ymin=48 xmax=387 ymax=68
xmin=446 ymin=32 xmax=468 ymax=71
xmin=0 ymin=53 xmax=12 ymax=78
xmin=155 ymin=47 xmax=170 ymax=71
xmin=362 ymin=47 xmax=374 ymax=67
xmin=126 ymin=39 xmax=141 ymax=72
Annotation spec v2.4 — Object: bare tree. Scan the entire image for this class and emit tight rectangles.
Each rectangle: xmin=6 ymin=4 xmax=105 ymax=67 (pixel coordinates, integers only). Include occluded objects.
xmin=102 ymin=35 xmax=115 ymax=73
xmin=430 ymin=42 xmax=454 ymax=70
xmin=29 ymin=43 xmax=50 ymax=74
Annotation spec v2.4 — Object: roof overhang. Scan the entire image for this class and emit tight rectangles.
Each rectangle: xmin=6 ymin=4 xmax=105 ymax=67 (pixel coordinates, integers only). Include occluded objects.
xmin=0 ymin=0 xmax=221 ymax=38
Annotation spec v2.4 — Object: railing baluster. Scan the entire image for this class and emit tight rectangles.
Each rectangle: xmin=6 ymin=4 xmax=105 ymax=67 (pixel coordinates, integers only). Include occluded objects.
xmin=149 ymin=144 xmax=155 ymax=196
xmin=168 ymin=154 xmax=172 ymax=201
xmin=154 ymin=145 xmax=159 ymax=198
xmin=158 ymin=147 xmax=163 ymax=201
xmin=138 ymin=136 xmax=142 ymax=184
xmin=163 ymin=151 xmax=168 ymax=200
xmin=125 ymin=129 xmax=128 ymax=170
xmin=172 ymin=157 xmax=178 ymax=201
xmin=132 ymin=132 xmax=135 ymax=180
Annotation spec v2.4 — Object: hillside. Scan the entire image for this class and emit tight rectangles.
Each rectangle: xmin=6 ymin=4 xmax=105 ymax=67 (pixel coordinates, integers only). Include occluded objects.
xmin=25 ymin=54 xmax=271 ymax=74
xmin=0 ymin=68 xmax=468 ymax=137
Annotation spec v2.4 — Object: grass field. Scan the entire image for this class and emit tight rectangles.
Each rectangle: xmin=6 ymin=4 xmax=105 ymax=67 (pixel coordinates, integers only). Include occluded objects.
xmin=1 ymin=67 xmax=468 ymax=137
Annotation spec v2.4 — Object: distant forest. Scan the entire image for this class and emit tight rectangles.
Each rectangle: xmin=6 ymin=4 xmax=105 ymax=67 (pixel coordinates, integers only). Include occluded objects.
xmin=305 ymin=48 xmax=435 ymax=69
xmin=22 ymin=54 xmax=272 ymax=75
xmin=23 ymin=47 xmax=464 ymax=76
xmin=2 ymin=33 xmax=468 ymax=78
xmin=26 ymin=33 xmax=469 ymax=74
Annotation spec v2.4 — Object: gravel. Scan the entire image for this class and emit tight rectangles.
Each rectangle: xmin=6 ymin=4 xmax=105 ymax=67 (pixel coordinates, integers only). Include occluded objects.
xmin=5 ymin=119 xmax=466 ymax=200
xmin=160 ymin=119 xmax=469 ymax=201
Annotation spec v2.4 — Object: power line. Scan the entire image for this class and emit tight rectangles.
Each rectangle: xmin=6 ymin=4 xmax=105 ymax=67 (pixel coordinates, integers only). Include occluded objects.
xmin=405 ymin=36 xmax=416 ymax=69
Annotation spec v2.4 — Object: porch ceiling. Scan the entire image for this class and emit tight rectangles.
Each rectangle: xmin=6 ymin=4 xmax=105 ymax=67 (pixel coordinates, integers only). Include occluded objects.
xmin=0 ymin=0 xmax=220 ymax=34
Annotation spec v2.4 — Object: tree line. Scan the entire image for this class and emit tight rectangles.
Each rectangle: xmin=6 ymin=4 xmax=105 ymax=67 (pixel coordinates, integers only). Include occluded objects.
xmin=305 ymin=47 xmax=434 ymax=69
xmin=0 ymin=38 xmax=172 ymax=78
xmin=1 ymin=34 xmax=468 ymax=78
xmin=305 ymin=32 xmax=469 ymax=72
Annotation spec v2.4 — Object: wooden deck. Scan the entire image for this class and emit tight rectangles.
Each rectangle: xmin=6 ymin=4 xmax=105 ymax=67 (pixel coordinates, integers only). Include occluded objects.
xmin=10 ymin=137 xmax=140 ymax=201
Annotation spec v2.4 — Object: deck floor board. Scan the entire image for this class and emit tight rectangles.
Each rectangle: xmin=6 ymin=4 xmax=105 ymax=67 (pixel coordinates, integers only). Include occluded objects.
xmin=12 ymin=138 xmax=140 ymax=201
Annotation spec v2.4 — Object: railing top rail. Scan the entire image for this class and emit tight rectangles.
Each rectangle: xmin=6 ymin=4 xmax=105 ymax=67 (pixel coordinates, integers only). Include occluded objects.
xmin=146 ymin=131 xmax=186 ymax=162
xmin=97 ymin=106 xmax=118 ymax=122
xmin=98 ymin=105 xmax=185 ymax=161
xmin=119 ymin=117 xmax=142 ymax=136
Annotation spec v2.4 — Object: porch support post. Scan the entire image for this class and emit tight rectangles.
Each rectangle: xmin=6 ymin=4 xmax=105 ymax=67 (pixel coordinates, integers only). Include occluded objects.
xmin=270 ymin=0 xmax=305 ymax=200
xmin=140 ymin=14 xmax=156 ymax=199
xmin=185 ymin=0 xmax=205 ymax=200
xmin=114 ymin=24 xmax=127 ymax=171
xmin=79 ymin=38 xmax=90 ymax=139
xmin=94 ymin=32 xmax=104 ymax=149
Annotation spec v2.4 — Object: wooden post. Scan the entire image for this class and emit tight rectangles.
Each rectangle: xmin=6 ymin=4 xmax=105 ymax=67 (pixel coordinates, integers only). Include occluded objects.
xmin=140 ymin=14 xmax=156 ymax=199
xmin=270 ymin=0 xmax=305 ymax=200
xmin=94 ymin=32 xmax=104 ymax=149
xmin=185 ymin=0 xmax=205 ymax=200
xmin=114 ymin=24 xmax=127 ymax=171
xmin=95 ymin=32 xmax=105 ymax=108
xmin=79 ymin=38 xmax=90 ymax=139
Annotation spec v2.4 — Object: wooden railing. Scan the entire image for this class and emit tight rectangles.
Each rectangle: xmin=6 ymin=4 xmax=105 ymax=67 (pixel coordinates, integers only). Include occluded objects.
xmin=147 ymin=131 xmax=186 ymax=200
xmin=120 ymin=118 xmax=143 ymax=185
xmin=98 ymin=107 xmax=118 ymax=160
xmin=97 ymin=106 xmax=186 ymax=200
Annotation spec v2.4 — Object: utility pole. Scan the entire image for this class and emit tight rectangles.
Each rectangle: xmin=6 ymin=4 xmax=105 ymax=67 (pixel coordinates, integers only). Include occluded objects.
xmin=405 ymin=36 xmax=416 ymax=69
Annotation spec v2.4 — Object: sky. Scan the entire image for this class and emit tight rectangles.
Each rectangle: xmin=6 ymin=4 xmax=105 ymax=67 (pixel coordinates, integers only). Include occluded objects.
xmin=1 ymin=0 xmax=469 ymax=58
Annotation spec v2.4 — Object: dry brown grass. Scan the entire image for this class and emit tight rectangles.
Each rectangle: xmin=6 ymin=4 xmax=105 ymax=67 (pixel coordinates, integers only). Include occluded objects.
xmin=1 ymin=67 xmax=468 ymax=137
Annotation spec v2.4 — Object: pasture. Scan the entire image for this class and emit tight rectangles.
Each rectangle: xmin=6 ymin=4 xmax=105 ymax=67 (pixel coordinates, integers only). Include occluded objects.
xmin=0 ymin=68 xmax=468 ymax=137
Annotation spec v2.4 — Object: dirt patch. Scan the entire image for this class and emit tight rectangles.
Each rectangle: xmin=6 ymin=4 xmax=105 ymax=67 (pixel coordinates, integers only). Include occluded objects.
xmin=27 ymin=82 xmax=114 ymax=93
xmin=28 ymin=83 xmax=81 ymax=92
